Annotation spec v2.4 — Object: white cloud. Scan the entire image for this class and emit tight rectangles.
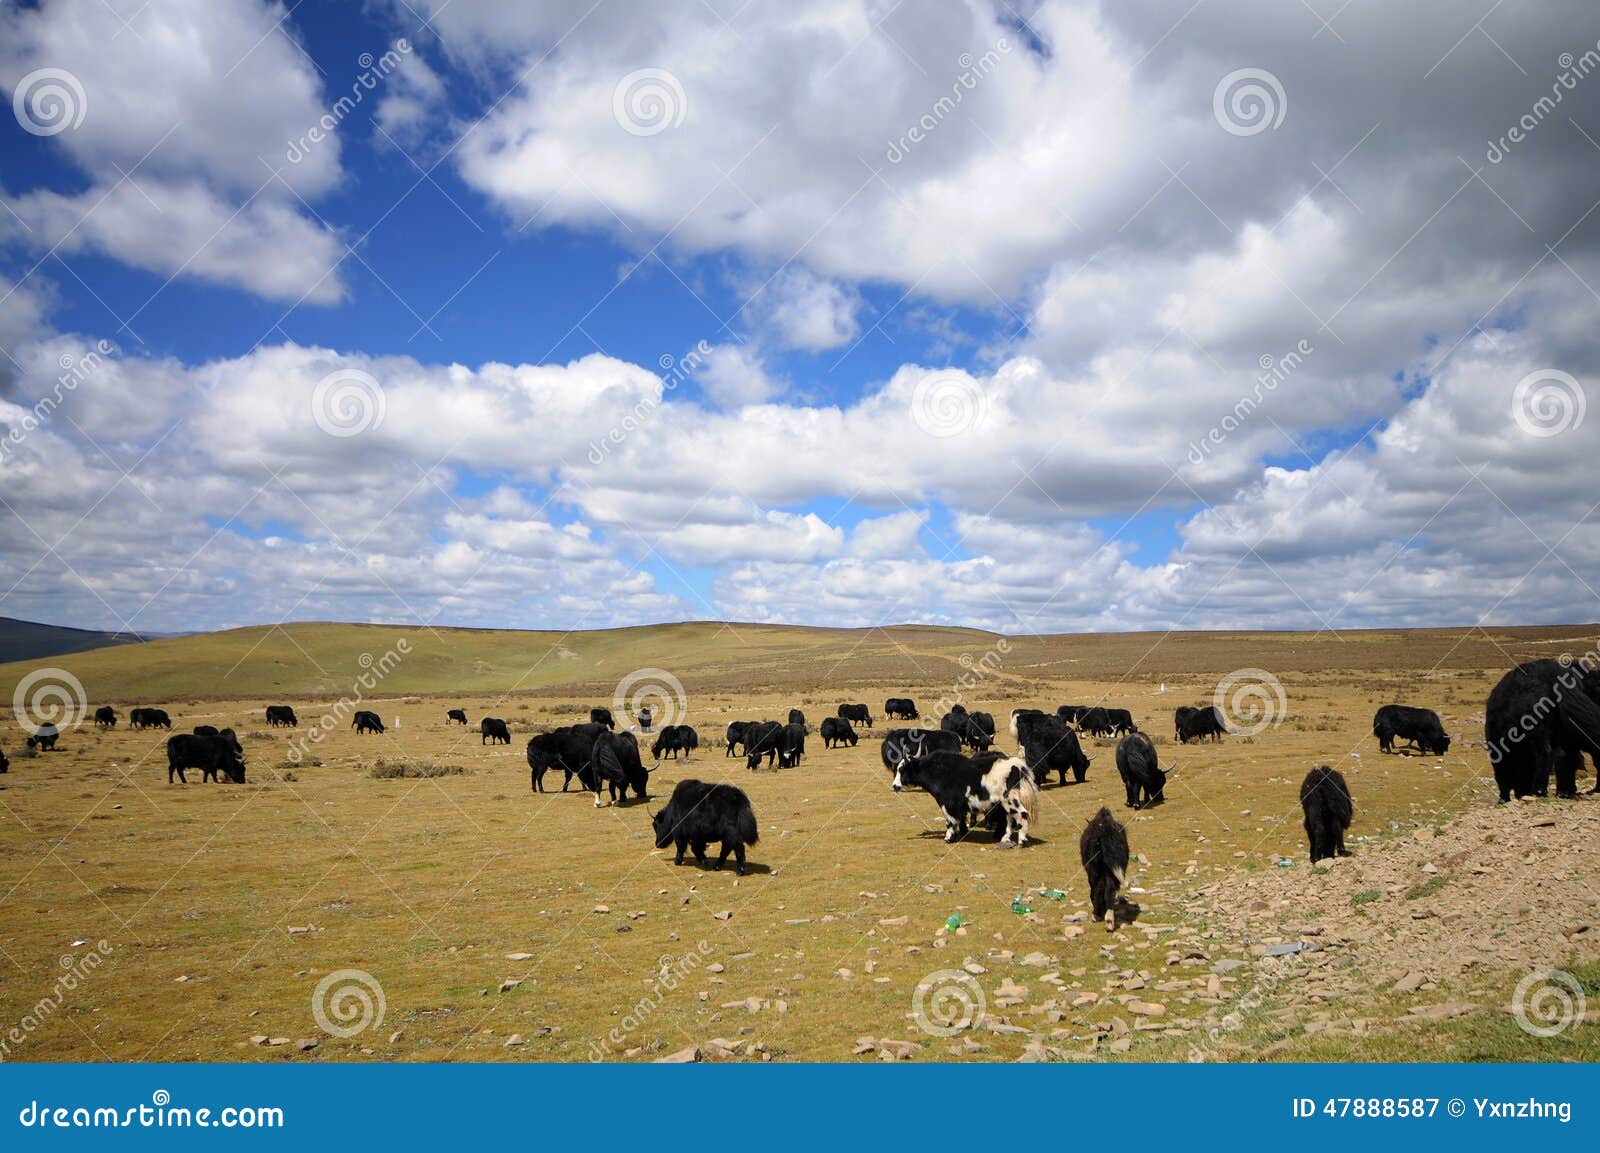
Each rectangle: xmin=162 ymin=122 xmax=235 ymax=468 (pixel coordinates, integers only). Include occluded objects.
xmin=695 ymin=343 xmax=783 ymax=408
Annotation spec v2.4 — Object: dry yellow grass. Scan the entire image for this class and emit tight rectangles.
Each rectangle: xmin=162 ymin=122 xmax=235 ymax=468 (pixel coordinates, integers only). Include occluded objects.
xmin=0 ymin=621 xmax=1595 ymax=1062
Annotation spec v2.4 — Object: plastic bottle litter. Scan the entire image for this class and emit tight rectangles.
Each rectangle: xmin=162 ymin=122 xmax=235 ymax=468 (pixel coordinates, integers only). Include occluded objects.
xmin=1039 ymin=888 xmax=1066 ymax=901
xmin=1010 ymin=896 xmax=1032 ymax=915
xmin=945 ymin=913 xmax=963 ymax=930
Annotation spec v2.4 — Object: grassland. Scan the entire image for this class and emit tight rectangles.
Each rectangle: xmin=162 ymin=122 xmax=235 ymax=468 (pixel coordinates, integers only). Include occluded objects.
xmin=0 ymin=620 xmax=1596 ymax=1063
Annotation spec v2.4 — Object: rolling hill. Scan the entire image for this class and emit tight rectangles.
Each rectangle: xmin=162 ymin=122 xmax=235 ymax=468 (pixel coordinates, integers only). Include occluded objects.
xmin=0 ymin=615 xmax=154 ymax=664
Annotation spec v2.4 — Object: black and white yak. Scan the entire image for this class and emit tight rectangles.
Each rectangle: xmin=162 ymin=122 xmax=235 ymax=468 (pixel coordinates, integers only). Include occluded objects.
xmin=890 ymin=751 xmax=1039 ymax=847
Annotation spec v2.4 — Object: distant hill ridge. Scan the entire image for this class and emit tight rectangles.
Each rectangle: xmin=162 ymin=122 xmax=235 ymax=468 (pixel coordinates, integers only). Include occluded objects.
xmin=0 ymin=615 xmax=157 ymax=664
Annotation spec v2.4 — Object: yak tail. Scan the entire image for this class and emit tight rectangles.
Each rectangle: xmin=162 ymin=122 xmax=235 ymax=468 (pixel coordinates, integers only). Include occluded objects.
xmin=737 ymin=805 xmax=760 ymax=846
xmin=1010 ymin=762 xmax=1040 ymax=830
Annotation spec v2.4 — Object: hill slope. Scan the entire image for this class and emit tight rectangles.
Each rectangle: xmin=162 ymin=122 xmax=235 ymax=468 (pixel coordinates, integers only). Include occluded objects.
xmin=0 ymin=615 xmax=151 ymax=664
xmin=0 ymin=619 xmax=1593 ymax=705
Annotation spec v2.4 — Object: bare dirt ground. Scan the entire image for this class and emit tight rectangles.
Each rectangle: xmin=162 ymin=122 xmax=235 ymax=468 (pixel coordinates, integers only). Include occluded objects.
xmin=0 ymin=623 xmax=1596 ymax=1062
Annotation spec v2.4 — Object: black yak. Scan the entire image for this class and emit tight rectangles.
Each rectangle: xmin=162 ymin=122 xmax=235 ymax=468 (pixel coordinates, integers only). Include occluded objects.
xmin=265 ymin=705 xmax=298 ymax=728
xmin=725 ymin=721 xmax=750 ymax=757
xmin=1013 ymin=710 xmax=1090 ymax=786
xmin=744 ymin=721 xmax=783 ymax=770
xmin=880 ymin=726 xmax=960 ymax=772
xmin=447 ymin=708 xmax=468 ymax=725
xmin=1176 ymin=705 xmax=1226 ymax=743
xmin=481 ymin=717 xmax=512 ymax=745
xmin=1485 ymin=659 xmax=1600 ymax=801
xmin=592 ymin=730 xmax=650 ymax=804
xmin=0 ymin=746 xmax=8 ymax=773
xmin=787 ymin=708 xmax=806 ymax=727
xmin=819 ymin=716 xmax=857 ymax=748
xmin=837 ymin=703 xmax=872 ymax=728
xmin=967 ymin=710 xmax=996 ymax=751
xmin=167 ymin=731 xmax=245 ymax=783
xmin=651 ymin=724 xmax=698 ymax=760
xmin=652 ymin=779 xmax=758 ymax=875
xmin=1080 ymin=807 xmax=1130 ymax=930
xmin=192 ymin=725 xmax=219 ymax=737
xmin=1372 ymin=705 xmax=1450 ymax=756
xmin=25 ymin=725 xmax=60 ymax=751
xmin=94 ymin=706 xmax=117 ymax=729
xmin=590 ymin=707 xmax=617 ymax=730
xmin=1300 ymin=766 xmax=1353 ymax=862
xmin=526 ymin=722 xmax=609 ymax=793
xmin=778 ymin=722 xmax=806 ymax=768
xmin=352 ymin=710 xmax=385 ymax=735
xmin=130 ymin=708 xmax=171 ymax=730
xmin=890 ymin=751 xmax=1039 ymax=846
xmin=884 ymin=697 xmax=918 ymax=720
xmin=1115 ymin=732 xmax=1166 ymax=809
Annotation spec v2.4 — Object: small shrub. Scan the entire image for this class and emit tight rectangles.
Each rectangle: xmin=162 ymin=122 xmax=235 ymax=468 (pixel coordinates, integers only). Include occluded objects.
xmin=1351 ymin=889 xmax=1381 ymax=906
xmin=369 ymin=761 xmax=467 ymax=779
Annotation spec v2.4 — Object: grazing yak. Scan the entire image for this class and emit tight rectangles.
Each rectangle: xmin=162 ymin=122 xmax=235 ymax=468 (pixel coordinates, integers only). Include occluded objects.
xmin=1176 ymin=705 xmax=1227 ymax=743
xmin=1012 ymin=710 xmax=1090 ymax=786
xmin=193 ymin=725 xmax=219 ymax=737
xmin=1075 ymin=706 xmax=1133 ymax=737
xmin=352 ymin=710 xmax=385 ymax=735
xmin=778 ymin=722 xmax=806 ymax=768
xmin=744 ymin=720 xmax=784 ymax=770
xmin=880 ymin=726 xmax=962 ymax=773
xmin=130 ymin=708 xmax=172 ymax=730
xmin=265 ymin=705 xmax=298 ymax=728
xmin=652 ymin=779 xmax=759 ymax=875
xmin=1300 ymin=766 xmax=1353 ymax=862
xmin=167 ymin=730 xmax=245 ymax=783
xmin=819 ymin=716 xmax=858 ymax=748
xmin=837 ymin=703 xmax=873 ymax=728
xmin=1485 ymin=659 xmax=1600 ymax=801
xmin=884 ymin=697 xmax=919 ymax=720
xmin=725 ymin=721 xmax=750 ymax=757
xmin=590 ymin=707 xmax=617 ymax=730
xmin=481 ymin=717 xmax=512 ymax=745
xmin=1115 ymin=732 xmax=1166 ymax=809
xmin=651 ymin=724 xmax=699 ymax=760
xmin=1372 ymin=705 xmax=1450 ymax=756
xmin=94 ymin=706 xmax=117 ymax=729
xmin=1080 ymin=807 xmax=1130 ymax=930
xmin=527 ymin=722 xmax=609 ymax=793
xmin=592 ymin=731 xmax=651 ymax=804
xmin=447 ymin=708 xmax=468 ymax=725
xmin=787 ymin=708 xmax=806 ymax=727
xmin=0 ymin=745 xmax=8 ymax=773
xmin=25 ymin=725 xmax=60 ymax=752
xmin=891 ymin=750 xmax=1039 ymax=846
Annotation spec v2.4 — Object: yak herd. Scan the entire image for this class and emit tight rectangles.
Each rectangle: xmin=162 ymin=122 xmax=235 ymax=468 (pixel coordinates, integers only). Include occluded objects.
xmin=4 ymin=657 xmax=1597 ymax=923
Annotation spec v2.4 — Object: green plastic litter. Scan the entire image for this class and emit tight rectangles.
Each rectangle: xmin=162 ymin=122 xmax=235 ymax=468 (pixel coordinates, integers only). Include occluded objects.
xmin=1011 ymin=895 xmax=1032 ymax=915
xmin=945 ymin=914 xmax=963 ymax=930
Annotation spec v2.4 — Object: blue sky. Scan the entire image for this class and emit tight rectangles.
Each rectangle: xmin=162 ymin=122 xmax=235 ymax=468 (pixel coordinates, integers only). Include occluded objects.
xmin=1 ymin=0 xmax=1596 ymax=635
